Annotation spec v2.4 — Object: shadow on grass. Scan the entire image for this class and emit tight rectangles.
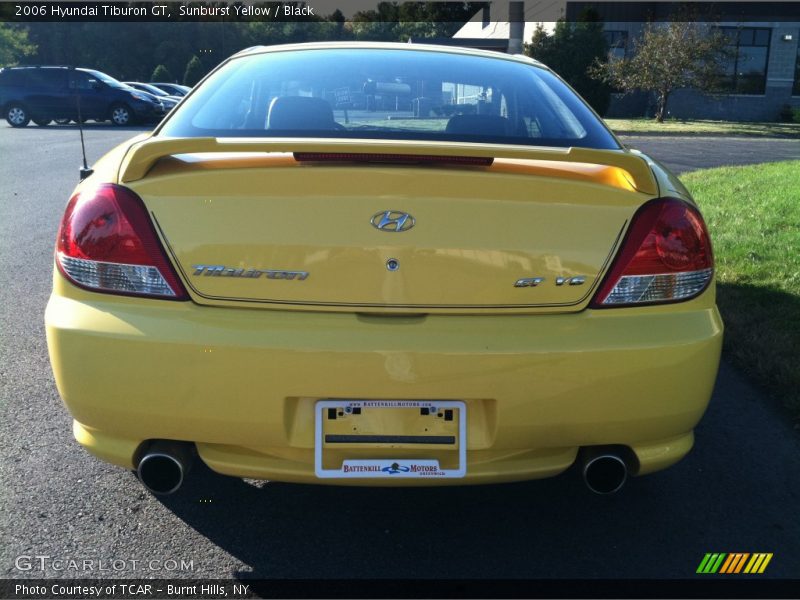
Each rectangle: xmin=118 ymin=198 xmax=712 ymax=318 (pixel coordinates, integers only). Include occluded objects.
xmin=607 ymin=119 xmax=800 ymax=139
xmin=717 ymin=282 xmax=800 ymax=417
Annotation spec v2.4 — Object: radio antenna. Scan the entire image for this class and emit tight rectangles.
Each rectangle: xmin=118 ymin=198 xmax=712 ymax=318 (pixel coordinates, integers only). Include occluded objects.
xmin=73 ymin=67 xmax=93 ymax=180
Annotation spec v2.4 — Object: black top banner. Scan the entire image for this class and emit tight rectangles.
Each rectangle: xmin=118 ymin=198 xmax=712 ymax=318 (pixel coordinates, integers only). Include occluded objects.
xmin=2 ymin=2 xmax=800 ymax=23
xmin=2 ymin=2 xmax=329 ymax=22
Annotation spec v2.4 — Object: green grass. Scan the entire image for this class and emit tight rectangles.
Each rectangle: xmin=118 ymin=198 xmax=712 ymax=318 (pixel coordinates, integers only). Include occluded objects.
xmin=606 ymin=118 xmax=800 ymax=138
xmin=681 ymin=161 xmax=800 ymax=417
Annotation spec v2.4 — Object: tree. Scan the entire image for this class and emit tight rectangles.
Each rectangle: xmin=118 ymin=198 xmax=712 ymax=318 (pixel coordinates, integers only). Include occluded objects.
xmin=349 ymin=2 xmax=485 ymax=41
xmin=16 ymin=6 xmax=482 ymax=80
xmin=151 ymin=64 xmax=173 ymax=83
xmin=0 ymin=23 xmax=36 ymax=66
xmin=590 ymin=19 xmax=731 ymax=122
xmin=183 ymin=55 xmax=205 ymax=86
xmin=524 ymin=14 xmax=613 ymax=116
xmin=328 ymin=9 xmax=347 ymax=40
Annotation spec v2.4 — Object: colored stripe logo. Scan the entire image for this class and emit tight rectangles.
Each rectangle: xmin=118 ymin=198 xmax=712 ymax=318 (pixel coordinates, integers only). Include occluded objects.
xmin=697 ymin=553 xmax=773 ymax=574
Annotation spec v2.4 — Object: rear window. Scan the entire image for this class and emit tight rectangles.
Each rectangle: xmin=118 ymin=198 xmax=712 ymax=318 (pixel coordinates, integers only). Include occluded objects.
xmin=0 ymin=68 xmax=66 ymax=89
xmin=0 ymin=69 xmax=28 ymax=87
xmin=159 ymin=48 xmax=619 ymax=150
xmin=26 ymin=68 xmax=67 ymax=89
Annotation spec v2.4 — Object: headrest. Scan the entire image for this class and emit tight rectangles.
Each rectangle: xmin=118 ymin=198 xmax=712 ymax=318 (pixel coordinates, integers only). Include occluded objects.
xmin=266 ymin=96 xmax=336 ymax=130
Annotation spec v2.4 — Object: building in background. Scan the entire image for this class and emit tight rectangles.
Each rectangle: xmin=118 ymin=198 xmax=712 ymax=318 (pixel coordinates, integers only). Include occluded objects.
xmin=452 ymin=1 xmax=800 ymax=121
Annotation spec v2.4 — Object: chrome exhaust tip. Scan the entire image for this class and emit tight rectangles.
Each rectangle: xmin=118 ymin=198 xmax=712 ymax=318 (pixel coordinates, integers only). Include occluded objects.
xmin=581 ymin=449 xmax=628 ymax=495
xmin=136 ymin=441 xmax=194 ymax=495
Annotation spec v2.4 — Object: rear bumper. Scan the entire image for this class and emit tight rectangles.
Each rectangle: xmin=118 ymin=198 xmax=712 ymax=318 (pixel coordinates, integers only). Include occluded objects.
xmin=46 ymin=279 xmax=723 ymax=485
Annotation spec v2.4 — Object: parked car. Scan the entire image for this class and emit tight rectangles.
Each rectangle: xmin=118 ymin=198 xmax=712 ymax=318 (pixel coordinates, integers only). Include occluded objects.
xmin=46 ymin=43 xmax=722 ymax=496
xmin=0 ymin=66 xmax=165 ymax=126
xmin=151 ymin=82 xmax=191 ymax=97
xmin=123 ymin=82 xmax=180 ymax=111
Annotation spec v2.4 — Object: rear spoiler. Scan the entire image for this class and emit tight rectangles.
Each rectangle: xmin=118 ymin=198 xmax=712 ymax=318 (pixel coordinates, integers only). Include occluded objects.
xmin=118 ymin=137 xmax=658 ymax=195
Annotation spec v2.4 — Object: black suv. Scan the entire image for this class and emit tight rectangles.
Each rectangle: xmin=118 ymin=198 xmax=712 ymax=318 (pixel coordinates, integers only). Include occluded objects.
xmin=0 ymin=66 xmax=165 ymax=127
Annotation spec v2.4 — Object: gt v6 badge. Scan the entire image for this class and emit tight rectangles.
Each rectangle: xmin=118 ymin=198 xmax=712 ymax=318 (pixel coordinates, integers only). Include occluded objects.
xmin=192 ymin=265 xmax=309 ymax=280
xmin=515 ymin=276 xmax=586 ymax=288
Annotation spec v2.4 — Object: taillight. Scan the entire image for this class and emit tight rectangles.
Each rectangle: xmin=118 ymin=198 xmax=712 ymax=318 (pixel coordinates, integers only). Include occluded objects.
xmin=590 ymin=198 xmax=713 ymax=307
xmin=56 ymin=184 xmax=188 ymax=300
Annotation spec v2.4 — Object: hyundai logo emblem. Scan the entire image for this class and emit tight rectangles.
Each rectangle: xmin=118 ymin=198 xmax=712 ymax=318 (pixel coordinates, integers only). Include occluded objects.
xmin=370 ymin=210 xmax=415 ymax=232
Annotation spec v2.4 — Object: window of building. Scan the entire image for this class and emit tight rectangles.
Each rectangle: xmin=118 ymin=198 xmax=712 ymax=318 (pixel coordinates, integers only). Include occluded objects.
xmin=717 ymin=27 xmax=771 ymax=95
xmin=793 ymin=36 xmax=800 ymax=96
xmin=604 ymin=30 xmax=628 ymax=60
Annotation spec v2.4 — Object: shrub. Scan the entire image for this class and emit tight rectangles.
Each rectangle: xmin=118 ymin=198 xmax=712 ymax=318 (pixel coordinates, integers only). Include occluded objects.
xmin=150 ymin=64 xmax=173 ymax=83
xmin=182 ymin=56 xmax=205 ymax=87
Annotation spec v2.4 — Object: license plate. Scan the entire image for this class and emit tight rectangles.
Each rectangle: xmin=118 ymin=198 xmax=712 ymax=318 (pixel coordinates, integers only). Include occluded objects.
xmin=314 ymin=400 xmax=467 ymax=479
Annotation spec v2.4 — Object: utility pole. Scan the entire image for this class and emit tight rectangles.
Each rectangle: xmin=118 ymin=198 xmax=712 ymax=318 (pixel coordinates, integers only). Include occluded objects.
xmin=508 ymin=1 xmax=525 ymax=54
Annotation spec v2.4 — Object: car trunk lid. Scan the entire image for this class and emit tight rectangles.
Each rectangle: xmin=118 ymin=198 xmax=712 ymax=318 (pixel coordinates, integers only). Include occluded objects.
xmin=123 ymin=138 xmax=657 ymax=313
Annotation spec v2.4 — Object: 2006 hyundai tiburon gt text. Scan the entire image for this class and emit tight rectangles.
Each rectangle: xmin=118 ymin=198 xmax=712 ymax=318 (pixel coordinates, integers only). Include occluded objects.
xmin=45 ymin=42 xmax=722 ymax=495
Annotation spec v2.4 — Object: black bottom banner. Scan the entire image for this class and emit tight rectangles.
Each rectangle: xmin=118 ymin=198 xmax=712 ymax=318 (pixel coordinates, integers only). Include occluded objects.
xmin=1 ymin=578 xmax=798 ymax=599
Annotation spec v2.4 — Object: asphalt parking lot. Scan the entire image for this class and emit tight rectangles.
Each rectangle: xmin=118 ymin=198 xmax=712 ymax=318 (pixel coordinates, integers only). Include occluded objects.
xmin=620 ymin=133 xmax=800 ymax=174
xmin=0 ymin=123 xmax=799 ymax=582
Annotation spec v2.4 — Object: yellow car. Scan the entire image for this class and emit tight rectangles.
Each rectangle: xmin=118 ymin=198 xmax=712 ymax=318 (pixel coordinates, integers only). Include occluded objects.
xmin=45 ymin=42 xmax=722 ymax=495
